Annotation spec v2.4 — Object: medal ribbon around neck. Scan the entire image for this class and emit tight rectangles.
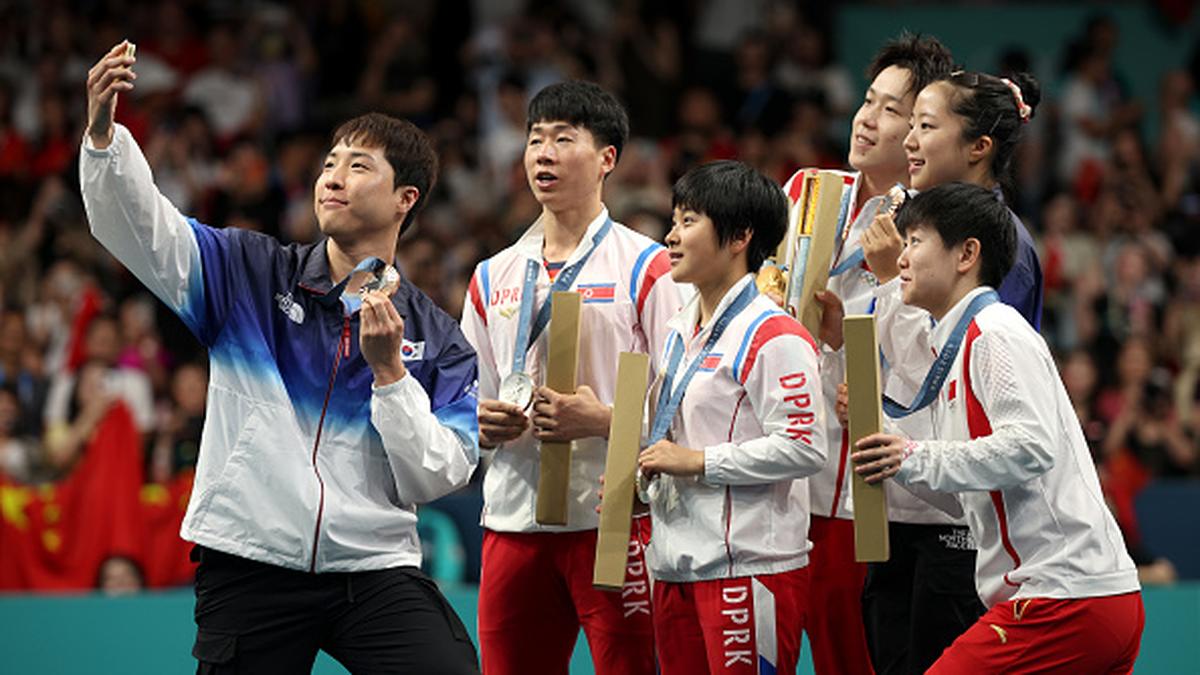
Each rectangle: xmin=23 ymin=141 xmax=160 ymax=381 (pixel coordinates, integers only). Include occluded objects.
xmin=882 ymin=290 xmax=999 ymax=418
xmin=830 ymin=184 xmax=908 ymax=279
xmin=509 ymin=217 xmax=613 ymax=375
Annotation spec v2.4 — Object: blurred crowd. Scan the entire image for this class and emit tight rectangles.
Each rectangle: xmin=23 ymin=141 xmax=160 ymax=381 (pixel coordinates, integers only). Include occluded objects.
xmin=0 ymin=0 xmax=1198 ymax=591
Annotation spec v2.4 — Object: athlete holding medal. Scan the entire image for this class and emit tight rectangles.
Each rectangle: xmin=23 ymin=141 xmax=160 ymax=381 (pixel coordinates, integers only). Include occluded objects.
xmin=634 ymin=160 xmax=827 ymax=675
xmin=460 ymin=81 xmax=682 ymax=675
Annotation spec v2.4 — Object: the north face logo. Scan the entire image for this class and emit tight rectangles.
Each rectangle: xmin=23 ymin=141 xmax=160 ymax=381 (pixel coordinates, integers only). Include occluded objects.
xmin=275 ymin=292 xmax=305 ymax=324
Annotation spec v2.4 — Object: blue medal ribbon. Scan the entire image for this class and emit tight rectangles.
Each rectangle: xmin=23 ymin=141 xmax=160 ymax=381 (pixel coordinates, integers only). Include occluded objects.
xmin=830 ymin=185 xmax=908 ymax=279
xmin=882 ymin=290 xmax=999 ymax=418
xmin=648 ymin=281 xmax=759 ymax=444
xmin=510 ymin=217 xmax=613 ymax=374
xmin=829 ymin=249 xmax=865 ymax=278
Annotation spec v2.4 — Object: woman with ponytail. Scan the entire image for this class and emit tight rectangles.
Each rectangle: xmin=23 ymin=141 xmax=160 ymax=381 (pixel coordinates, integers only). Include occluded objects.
xmin=898 ymin=70 xmax=1045 ymax=327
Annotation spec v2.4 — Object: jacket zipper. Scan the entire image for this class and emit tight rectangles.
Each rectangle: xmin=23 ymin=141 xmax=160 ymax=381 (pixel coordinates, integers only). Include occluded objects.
xmin=723 ymin=393 xmax=745 ymax=577
xmin=309 ymin=315 xmax=351 ymax=572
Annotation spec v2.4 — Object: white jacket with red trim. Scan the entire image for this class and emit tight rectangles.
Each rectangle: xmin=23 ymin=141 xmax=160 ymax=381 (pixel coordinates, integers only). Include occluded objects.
xmin=460 ymin=208 xmax=683 ymax=532
xmin=812 ymin=172 xmax=953 ymax=524
xmin=644 ymin=275 xmax=827 ymax=582
xmin=894 ymin=287 xmax=1139 ymax=607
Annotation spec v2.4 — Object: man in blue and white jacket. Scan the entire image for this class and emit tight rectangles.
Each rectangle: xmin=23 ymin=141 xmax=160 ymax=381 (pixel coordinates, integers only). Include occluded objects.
xmin=81 ymin=42 xmax=480 ymax=674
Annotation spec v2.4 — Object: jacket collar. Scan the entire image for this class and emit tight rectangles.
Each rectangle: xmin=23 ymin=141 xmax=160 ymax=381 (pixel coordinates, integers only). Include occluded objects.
xmin=513 ymin=206 xmax=611 ymax=264
xmin=666 ymin=273 xmax=756 ymax=343
xmin=931 ymin=285 xmax=994 ymax=353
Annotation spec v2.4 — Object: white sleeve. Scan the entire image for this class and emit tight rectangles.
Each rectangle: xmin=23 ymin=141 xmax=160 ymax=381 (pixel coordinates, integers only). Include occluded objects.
xmin=702 ymin=331 xmax=827 ymax=486
xmin=460 ymin=264 xmax=500 ymax=400
xmin=79 ymin=125 xmax=205 ymax=330
xmin=371 ymin=373 xmax=477 ymax=504
xmin=872 ymin=278 xmax=936 ymax=394
xmin=895 ymin=329 xmax=1058 ymax=492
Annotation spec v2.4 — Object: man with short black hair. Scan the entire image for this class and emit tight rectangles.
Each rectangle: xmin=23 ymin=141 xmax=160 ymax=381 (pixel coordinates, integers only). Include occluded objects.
xmin=802 ymin=32 xmax=960 ymax=675
xmin=462 ymin=80 xmax=681 ymax=675
xmin=82 ymin=41 xmax=480 ymax=674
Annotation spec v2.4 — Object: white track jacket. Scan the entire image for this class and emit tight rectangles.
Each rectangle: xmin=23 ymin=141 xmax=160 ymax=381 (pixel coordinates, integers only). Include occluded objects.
xmin=644 ymin=275 xmax=827 ymax=582
xmin=80 ymin=126 xmax=479 ymax=572
xmin=894 ymin=288 xmax=1140 ymax=607
xmin=814 ymin=175 xmax=954 ymax=524
xmin=460 ymin=209 xmax=683 ymax=532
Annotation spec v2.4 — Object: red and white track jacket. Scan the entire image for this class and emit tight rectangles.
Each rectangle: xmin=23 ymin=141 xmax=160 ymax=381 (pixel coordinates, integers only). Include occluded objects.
xmin=460 ymin=208 xmax=683 ymax=532
xmin=644 ymin=275 xmax=827 ymax=582
xmin=815 ymin=174 xmax=954 ymax=524
xmin=895 ymin=288 xmax=1140 ymax=607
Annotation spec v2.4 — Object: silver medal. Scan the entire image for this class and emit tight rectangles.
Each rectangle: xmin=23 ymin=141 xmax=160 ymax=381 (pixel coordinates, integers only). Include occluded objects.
xmin=362 ymin=265 xmax=401 ymax=295
xmin=499 ymin=371 xmax=535 ymax=411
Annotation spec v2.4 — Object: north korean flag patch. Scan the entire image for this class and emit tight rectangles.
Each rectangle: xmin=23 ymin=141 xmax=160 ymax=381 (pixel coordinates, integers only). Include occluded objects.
xmin=578 ymin=282 xmax=616 ymax=304
xmin=699 ymin=353 xmax=723 ymax=372
xmin=947 ymin=379 xmax=957 ymax=402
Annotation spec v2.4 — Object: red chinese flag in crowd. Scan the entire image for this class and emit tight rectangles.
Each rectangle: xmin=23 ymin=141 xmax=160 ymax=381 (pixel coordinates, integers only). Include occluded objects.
xmin=0 ymin=402 xmax=144 ymax=590
xmin=139 ymin=470 xmax=197 ymax=588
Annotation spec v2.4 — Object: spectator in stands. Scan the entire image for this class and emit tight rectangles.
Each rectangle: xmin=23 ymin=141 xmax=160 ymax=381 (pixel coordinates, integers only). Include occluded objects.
xmin=44 ymin=315 xmax=156 ymax=435
xmin=1158 ymin=70 xmax=1200 ymax=217
xmin=0 ymin=309 xmax=48 ymax=435
xmin=1104 ymin=369 xmax=1195 ymax=477
xmin=43 ymin=359 xmax=119 ymax=474
xmin=207 ymin=137 xmax=288 ymax=237
xmin=144 ymin=106 xmax=218 ymax=217
xmin=182 ymin=23 xmax=264 ymax=143
xmin=662 ymin=86 xmax=737 ymax=181
xmin=358 ymin=17 xmax=438 ymax=126
xmin=1061 ymin=348 xmax=1107 ymax=460
xmin=1165 ymin=255 xmax=1200 ymax=427
xmin=1058 ymin=42 xmax=1142 ymax=197
xmin=147 ymin=361 xmax=206 ymax=484
xmin=96 ymin=554 xmax=146 ymax=596
xmin=116 ymin=295 xmax=170 ymax=395
xmin=728 ymin=29 xmax=790 ymax=136
xmin=0 ymin=385 xmax=35 ymax=481
xmin=773 ymin=21 xmax=854 ymax=136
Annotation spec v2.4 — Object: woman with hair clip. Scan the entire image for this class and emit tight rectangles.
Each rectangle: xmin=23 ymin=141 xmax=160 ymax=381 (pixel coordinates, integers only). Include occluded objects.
xmin=850 ymin=70 xmax=1047 ymax=675
xmin=866 ymin=69 xmax=1044 ymax=327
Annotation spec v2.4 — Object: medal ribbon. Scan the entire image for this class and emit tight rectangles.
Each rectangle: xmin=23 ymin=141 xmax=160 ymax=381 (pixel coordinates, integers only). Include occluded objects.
xmin=317 ymin=256 xmax=387 ymax=305
xmin=510 ymin=217 xmax=613 ymax=374
xmin=882 ymin=290 xmax=999 ymax=418
xmin=648 ymin=281 xmax=758 ymax=444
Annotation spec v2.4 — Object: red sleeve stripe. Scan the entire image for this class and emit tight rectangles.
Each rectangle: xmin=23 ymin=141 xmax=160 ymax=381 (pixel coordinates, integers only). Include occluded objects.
xmin=636 ymin=249 xmax=672 ymax=318
xmin=737 ymin=314 xmax=817 ymax=384
xmin=962 ymin=319 xmax=1023 ymax=578
xmin=785 ymin=169 xmax=810 ymax=203
xmin=468 ymin=272 xmax=487 ymax=325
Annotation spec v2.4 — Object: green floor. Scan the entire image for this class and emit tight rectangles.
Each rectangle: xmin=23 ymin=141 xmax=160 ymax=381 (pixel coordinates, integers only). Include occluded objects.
xmin=0 ymin=583 xmax=1194 ymax=673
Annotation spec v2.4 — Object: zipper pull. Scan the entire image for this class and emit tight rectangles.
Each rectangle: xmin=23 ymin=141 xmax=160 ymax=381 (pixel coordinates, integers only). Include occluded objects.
xmin=342 ymin=318 xmax=351 ymax=358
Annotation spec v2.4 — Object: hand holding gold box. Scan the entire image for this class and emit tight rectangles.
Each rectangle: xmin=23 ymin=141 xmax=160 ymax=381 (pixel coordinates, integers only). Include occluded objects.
xmin=844 ymin=314 xmax=890 ymax=562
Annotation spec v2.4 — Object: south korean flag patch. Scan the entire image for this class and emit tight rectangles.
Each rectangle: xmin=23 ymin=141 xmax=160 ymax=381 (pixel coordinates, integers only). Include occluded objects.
xmin=400 ymin=339 xmax=425 ymax=362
